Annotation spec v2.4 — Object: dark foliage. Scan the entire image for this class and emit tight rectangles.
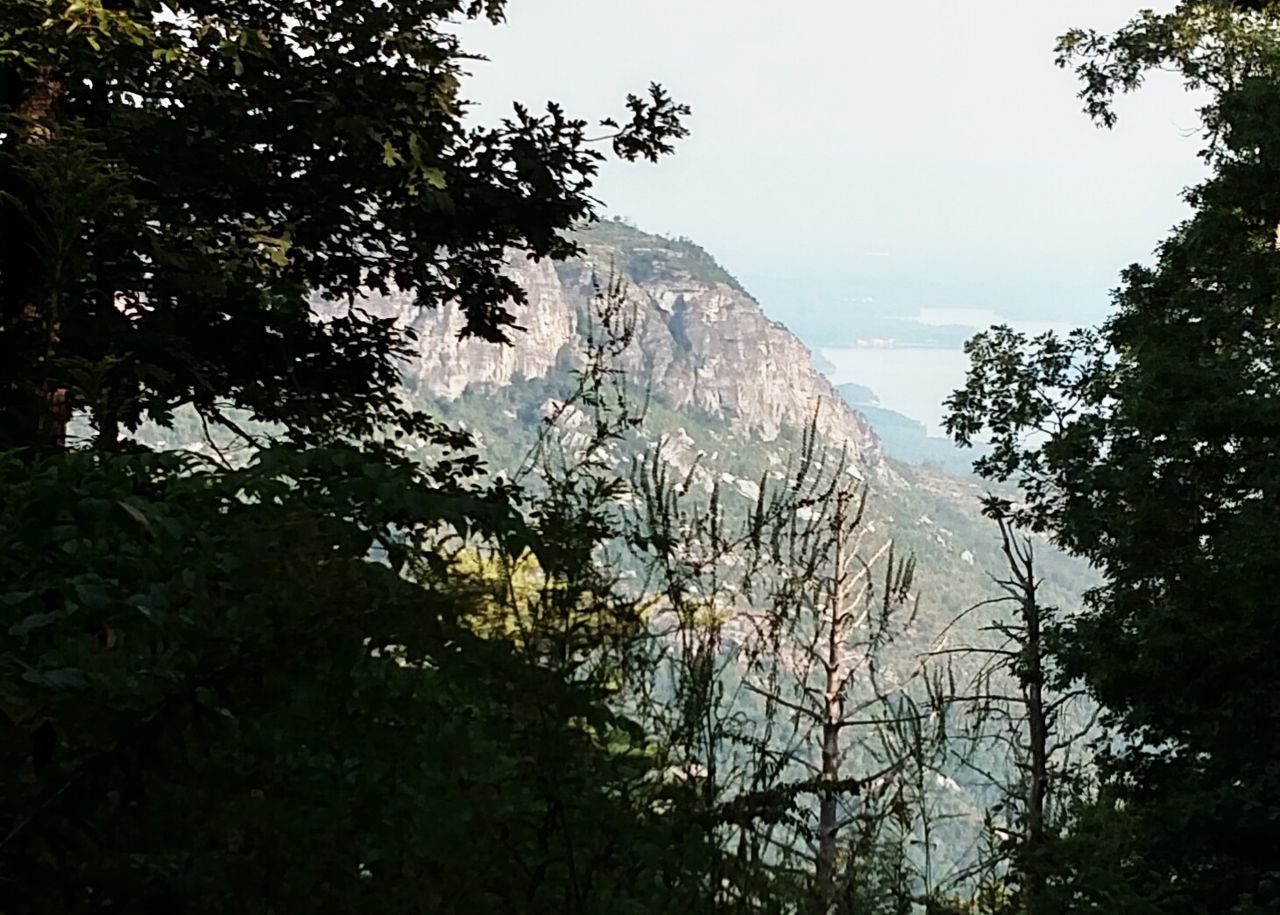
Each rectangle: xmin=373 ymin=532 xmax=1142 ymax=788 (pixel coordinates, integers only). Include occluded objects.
xmin=949 ymin=5 xmax=1280 ymax=911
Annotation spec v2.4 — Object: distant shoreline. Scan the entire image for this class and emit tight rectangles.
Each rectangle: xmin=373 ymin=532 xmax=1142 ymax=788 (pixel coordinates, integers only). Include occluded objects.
xmin=818 ymin=345 xmax=972 ymax=438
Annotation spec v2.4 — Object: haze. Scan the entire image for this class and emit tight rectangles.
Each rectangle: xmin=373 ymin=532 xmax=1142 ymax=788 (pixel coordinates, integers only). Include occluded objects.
xmin=457 ymin=0 xmax=1208 ymax=346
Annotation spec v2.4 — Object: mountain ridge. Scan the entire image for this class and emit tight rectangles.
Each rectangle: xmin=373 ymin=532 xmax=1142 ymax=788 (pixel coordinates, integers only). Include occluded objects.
xmin=316 ymin=219 xmax=1091 ymax=636
xmin=353 ymin=219 xmax=887 ymax=472
xmin=360 ymin=218 xmax=1091 ymax=620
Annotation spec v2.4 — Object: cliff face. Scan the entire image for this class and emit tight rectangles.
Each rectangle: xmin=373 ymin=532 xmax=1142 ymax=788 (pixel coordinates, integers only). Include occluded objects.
xmin=387 ymin=257 xmax=578 ymax=402
xmin=358 ymin=221 xmax=882 ymax=468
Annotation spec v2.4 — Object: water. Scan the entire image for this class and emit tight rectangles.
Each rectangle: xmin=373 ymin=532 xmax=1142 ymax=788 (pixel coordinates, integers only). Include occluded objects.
xmin=819 ymin=346 xmax=972 ymax=436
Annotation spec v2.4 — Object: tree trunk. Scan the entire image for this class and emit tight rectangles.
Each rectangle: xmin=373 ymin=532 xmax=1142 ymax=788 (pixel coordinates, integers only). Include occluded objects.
xmin=817 ymin=492 xmax=850 ymax=913
xmin=3 ymin=69 xmax=68 ymax=451
xmin=1023 ymin=558 xmax=1047 ymax=914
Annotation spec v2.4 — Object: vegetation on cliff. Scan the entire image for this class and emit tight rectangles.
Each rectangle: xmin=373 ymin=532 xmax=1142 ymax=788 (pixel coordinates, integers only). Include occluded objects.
xmin=4 ymin=0 xmax=1280 ymax=913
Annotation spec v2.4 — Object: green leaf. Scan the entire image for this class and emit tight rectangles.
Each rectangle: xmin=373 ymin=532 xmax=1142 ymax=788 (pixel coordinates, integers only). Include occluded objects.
xmin=9 ymin=610 xmax=66 ymax=637
xmin=24 ymin=667 xmax=90 ymax=691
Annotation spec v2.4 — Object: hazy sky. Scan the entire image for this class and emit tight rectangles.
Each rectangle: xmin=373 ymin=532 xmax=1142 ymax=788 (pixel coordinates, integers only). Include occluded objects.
xmin=457 ymin=1 xmax=1207 ymax=342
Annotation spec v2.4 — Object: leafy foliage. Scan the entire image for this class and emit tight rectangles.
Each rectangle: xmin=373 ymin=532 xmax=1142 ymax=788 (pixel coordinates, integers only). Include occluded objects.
xmin=949 ymin=4 xmax=1280 ymax=910
xmin=0 ymin=1 xmax=714 ymax=912
xmin=0 ymin=448 xmax=698 ymax=913
xmin=0 ymin=0 xmax=688 ymax=450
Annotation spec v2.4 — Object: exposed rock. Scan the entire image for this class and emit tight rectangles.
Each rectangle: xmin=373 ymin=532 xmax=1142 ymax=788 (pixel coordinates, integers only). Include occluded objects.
xmin=359 ymin=257 xmax=577 ymax=400
xmin=351 ymin=222 xmax=884 ymax=471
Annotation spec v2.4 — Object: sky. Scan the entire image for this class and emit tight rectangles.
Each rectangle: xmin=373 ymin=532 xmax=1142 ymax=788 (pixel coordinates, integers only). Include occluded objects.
xmin=456 ymin=0 xmax=1208 ymax=346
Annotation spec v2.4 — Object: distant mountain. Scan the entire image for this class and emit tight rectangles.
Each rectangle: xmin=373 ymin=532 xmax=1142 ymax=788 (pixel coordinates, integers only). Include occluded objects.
xmin=358 ymin=218 xmax=881 ymax=461
xmin=809 ymin=348 xmax=838 ymax=375
xmin=145 ymin=217 xmax=1083 ymax=622
xmin=345 ymin=218 xmax=1087 ymax=621
xmin=834 ymin=381 xmax=878 ymax=404
xmin=835 ymin=382 xmax=985 ymax=476
xmin=355 ymin=219 xmax=1095 ymax=877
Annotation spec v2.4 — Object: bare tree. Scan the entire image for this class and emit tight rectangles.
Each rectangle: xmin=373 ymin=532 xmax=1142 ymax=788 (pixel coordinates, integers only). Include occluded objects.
xmin=521 ymin=280 xmax=964 ymax=912
xmin=734 ymin=483 xmax=956 ymax=914
xmin=940 ymin=512 xmax=1096 ymax=913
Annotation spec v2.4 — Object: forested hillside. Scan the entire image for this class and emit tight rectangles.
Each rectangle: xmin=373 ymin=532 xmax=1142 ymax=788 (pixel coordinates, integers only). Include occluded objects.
xmin=4 ymin=1 xmax=1280 ymax=913
xmin=373 ymin=216 xmax=1091 ymax=649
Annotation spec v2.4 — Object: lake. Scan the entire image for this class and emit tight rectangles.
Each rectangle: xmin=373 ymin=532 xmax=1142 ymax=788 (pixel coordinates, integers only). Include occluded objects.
xmin=819 ymin=346 xmax=972 ymax=436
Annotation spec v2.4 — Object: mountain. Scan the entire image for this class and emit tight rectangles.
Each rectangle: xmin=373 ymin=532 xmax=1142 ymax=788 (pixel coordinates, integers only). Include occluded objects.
xmin=835 ymin=382 xmax=988 ymax=475
xmin=346 ymin=219 xmax=1090 ymax=619
xmin=138 ymin=217 xmax=1087 ymax=623
xmin=357 ymin=219 xmax=882 ymax=465
xmin=355 ymin=218 xmax=1097 ymax=880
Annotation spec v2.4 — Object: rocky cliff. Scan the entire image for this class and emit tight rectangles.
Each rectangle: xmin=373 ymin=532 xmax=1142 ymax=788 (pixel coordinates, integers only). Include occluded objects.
xmin=355 ymin=220 xmax=883 ymax=469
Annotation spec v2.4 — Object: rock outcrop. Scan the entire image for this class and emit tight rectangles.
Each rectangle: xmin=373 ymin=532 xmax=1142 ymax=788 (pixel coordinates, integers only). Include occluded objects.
xmin=354 ymin=220 xmax=883 ymax=469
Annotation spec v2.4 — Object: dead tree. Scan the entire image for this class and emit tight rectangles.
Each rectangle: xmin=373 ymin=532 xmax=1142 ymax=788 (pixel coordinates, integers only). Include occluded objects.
xmin=940 ymin=513 xmax=1095 ymax=913
xmin=738 ymin=484 xmax=940 ymax=913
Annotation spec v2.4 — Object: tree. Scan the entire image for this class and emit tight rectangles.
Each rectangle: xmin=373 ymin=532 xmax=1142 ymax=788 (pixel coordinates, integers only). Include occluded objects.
xmin=0 ymin=0 xmax=686 ymax=453
xmin=738 ymin=485 xmax=923 ymax=912
xmin=0 ymin=351 xmax=730 ymax=915
xmin=1 ymin=1 xmax=694 ymax=910
xmin=940 ymin=515 xmax=1094 ymax=915
xmin=947 ymin=3 xmax=1280 ymax=910
xmin=628 ymin=419 xmax=947 ymax=913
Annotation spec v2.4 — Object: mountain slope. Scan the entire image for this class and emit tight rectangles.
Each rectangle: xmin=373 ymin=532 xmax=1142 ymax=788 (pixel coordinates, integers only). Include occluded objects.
xmin=359 ymin=219 xmax=1098 ymax=884
xmin=354 ymin=219 xmax=1091 ymax=629
xmin=836 ymin=382 xmax=990 ymax=475
xmin=357 ymin=219 xmax=883 ymax=467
